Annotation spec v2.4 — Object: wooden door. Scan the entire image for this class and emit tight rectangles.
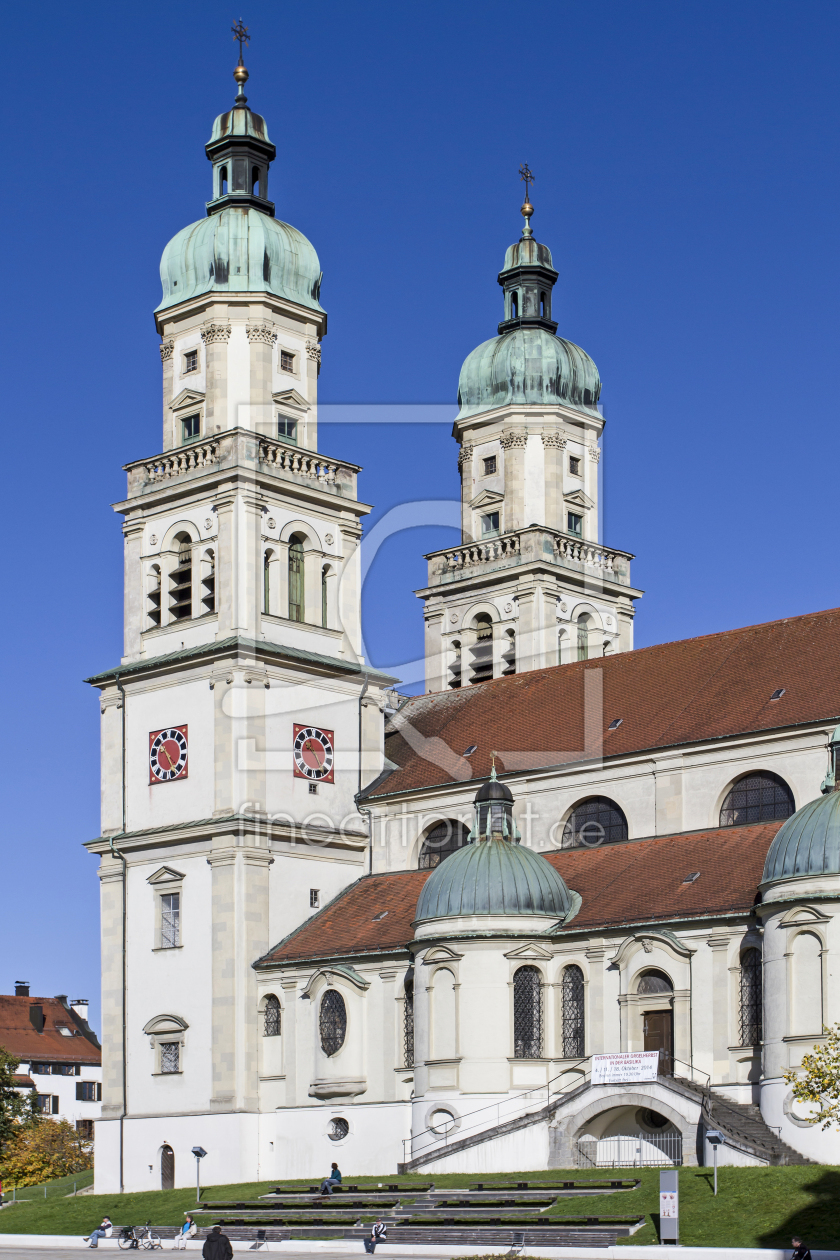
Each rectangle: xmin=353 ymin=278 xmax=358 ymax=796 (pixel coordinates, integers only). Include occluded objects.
xmin=643 ymin=1010 xmax=673 ymax=1075
xmin=161 ymin=1145 xmax=175 ymax=1191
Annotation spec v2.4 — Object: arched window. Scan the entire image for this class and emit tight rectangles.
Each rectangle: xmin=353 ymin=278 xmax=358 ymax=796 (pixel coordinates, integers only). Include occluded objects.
xmin=540 ymin=291 xmax=546 ymax=317
xmin=263 ymin=995 xmax=281 ymax=1037
xmin=403 ymin=971 xmax=414 ymax=1068
xmin=200 ymin=550 xmax=215 ymax=614
xmin=637 ymin=969 xmax=673 ymax=994
xmin=563 ymin=797 xmax=628 ymax=848
xmin=288 ymin=535 xmax=305 ymax=622
xmin=252 ymin=165 xmax=260 ymax=195
xmin=511 ymin=291 xmax=519 ymax=319
xmin=470 ymin=613 xmax=493 ymax=683
xmin=147 ymin=565 xmax=162 ymax=627
xmin=791 ymin=932 xmax=823 ymax=1035
xmin=219 ymin=165 xmax=228 ymax=196
xmin=419 ymin=820 xmax=470 ymax=869
xmin=431 ymin=968 xmax=457 ymax=1059
xmin=448 ymin=641 xmax=462 ymax=690
xmin=502 ymin=629 xmax=516 ymax=676
xmin=319 ymin=989 xmax=347 ymax=1056
xmin=321 ymin=566 xmax=329 ymax=628
xmin=513 ymin=966 xmax=542 ymax=1059
xmin=739 ymin=949 xmax=762 ymax=1045
xmin=169 ymin=534 xmax=192 ymax=621
xmin=576 ymin=614 xmax=590 ymax=661
xmin=561 ymin=964 xmax=585 ymax=1057
xmin=264 ymin=552 xmax=271 ymax=614
xmin=719 ymin=771 xmax=795 ymax=827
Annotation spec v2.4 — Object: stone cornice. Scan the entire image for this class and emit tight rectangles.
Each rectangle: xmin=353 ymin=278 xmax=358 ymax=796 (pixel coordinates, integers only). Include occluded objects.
xmin=84 ymin=808 xmax=370 ymax=858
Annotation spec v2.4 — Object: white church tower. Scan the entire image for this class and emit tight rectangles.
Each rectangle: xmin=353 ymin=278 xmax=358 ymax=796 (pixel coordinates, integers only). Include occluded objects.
xmin=418 ymin=178 xmax=643 ymax=692
xmin=85 ymin=47 xmax=396 ymax=1192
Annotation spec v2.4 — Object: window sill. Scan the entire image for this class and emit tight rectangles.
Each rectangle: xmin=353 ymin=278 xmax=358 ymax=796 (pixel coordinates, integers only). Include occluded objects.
xmin=783 ymin=1033 xmax=827 ymax=1043
xmin=142 ymin=613 xmax=218 ymax=638
xmin=152 ymin=945 xmax=183 ymax=953
xmin=152 ymin=1071 xmax=183 ymax=1077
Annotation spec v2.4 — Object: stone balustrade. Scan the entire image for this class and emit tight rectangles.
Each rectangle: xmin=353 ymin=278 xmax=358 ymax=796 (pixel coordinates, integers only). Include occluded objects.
xmin=124 ymin=429 xmax=358 ymax=499
xmin=425 ymin=525 xmax=633 ymax=587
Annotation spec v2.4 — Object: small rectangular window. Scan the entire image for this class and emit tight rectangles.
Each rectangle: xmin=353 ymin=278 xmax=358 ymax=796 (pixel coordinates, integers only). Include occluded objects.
xmin=184 ymin=349 xmax=198 ymax=373
xmin=278 ymin=414 xmax=298 ymax=444
xmin=181 ymin=414 xmax=201 ymax=443
xmin=309 ymin=782 xmax=318 ymax=795
xmin=483 ymin=455 xmax=497 ymax=476
xmin=569 ymin=456 xmax=581 ymax=475
xmin=160 ymin=893 xmax=180 ymax=949
xmin=567 ymin=512 xmax=583 ymax=537
xmin=280 ymin=350 xmax=295 ymax=372
xmin=37 ymin=1094 xmax=58 ymax=1114
xmin=160 ymin=1042 xmax=180 ymax=1074
xmin=31 ymin=1063 xmax=50 ymax=1075
xmin=481 ymin=511 xmax=500 ymax=537
xmin=76 ymin=1081 xmax=98 ymax=1102
xmin=310 ymin=889 xmax=320 ymax=908
xmin=76 ymin=1119 xmax=94 ymax=1139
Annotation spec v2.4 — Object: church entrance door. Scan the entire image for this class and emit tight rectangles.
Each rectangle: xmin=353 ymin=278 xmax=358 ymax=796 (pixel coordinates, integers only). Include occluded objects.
xmin=161 ymin=1144 xmax=174 ymax=1190
xmin=643 ymin=1010 xmax=673 ymax=1076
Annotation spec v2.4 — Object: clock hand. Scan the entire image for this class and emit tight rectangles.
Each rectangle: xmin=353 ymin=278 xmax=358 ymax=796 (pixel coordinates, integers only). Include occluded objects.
xmin=304 ymin=739 xmax=324 ymax=768
xmin=159 ymin=743 xmax=175 ymax=770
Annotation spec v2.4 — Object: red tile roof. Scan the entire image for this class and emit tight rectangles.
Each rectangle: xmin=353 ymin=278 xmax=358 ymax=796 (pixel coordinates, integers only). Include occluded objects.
xmin=258 ymin=822 xmax=782 ymax=966
xmin=367 ymin=607 xmax=840 ymax=797
xmin=0 ymin=997 xmax=100 ymax=1065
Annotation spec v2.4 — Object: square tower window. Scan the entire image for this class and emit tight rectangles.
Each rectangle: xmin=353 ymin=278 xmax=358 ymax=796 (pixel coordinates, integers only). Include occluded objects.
xmin=483 ymin=455 xmax=497 ymax=476
xmin=280 ymin=350 xmax=296 ymax=373
xmin=481 ymin=511 xmax=500 ymax=537
xmin=310 ymin=889 xmax=320 ymax=908
xmin=569 ymin=455 xmax=581 ymax=476
xmin=181 ymin=414 xmax=201 ymax=444
xmin=183 ymin=349 xmax=198 ymax=374
xmin=567 ymin=512 xmax=583 ymax=537
xmin=278 ymin=415 xmax=298 ymax=444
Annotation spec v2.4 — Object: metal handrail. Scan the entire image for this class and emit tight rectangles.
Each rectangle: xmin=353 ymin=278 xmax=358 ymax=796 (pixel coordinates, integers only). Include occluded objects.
xmin=402 ymin=1059 xmax=590 ymax=1162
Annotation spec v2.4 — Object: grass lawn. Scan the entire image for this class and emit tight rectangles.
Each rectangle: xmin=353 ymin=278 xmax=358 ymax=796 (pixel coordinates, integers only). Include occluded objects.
xmin=2 ymin=1166 xmax=840 ymax=1246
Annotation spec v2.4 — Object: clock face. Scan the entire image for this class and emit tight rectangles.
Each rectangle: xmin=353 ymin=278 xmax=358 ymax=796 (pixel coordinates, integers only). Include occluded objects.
xmin=293 ymin=724 xmax=335 ymax=783
xmin=149 ymin=726 xmax=189 ymax=784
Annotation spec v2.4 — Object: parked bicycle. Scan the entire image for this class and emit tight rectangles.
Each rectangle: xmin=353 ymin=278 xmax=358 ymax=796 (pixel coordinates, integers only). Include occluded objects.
xmin=118 ymin=1223 xmax=162 ymax=1250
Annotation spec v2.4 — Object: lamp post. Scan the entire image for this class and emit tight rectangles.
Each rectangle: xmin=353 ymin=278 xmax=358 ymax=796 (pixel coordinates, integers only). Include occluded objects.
xmin=191 ymin=1146 xmax=207 ymax=1204
xmin=706 ymin=1130 xmax=724 ymax=1196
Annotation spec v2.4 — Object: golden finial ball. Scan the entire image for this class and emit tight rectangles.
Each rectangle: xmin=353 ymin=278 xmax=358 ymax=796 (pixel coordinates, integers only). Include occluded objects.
xmin=521 ymin=200 xmax=534 ymax=219
xmin=234 ymin=64 xmax=250 ymax=85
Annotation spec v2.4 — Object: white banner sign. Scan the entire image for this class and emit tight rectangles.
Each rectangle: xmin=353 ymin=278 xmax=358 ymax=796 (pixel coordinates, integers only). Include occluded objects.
xmin=591 ymin=1051 xmax=660 ymax=1084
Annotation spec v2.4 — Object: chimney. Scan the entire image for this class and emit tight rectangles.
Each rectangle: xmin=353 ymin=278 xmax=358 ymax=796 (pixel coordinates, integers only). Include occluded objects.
xmin=71 ymin=999 xmax=89 ymax=1020
xmin=14 ymin=981 xmax=29 ymax=997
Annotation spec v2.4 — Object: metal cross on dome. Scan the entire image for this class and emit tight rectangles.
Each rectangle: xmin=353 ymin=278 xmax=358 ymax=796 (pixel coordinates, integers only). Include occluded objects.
xmin=232 ymin=17 xmax=250 ymax=60
xmin=519 ymin=163 xmax=535 ymax=201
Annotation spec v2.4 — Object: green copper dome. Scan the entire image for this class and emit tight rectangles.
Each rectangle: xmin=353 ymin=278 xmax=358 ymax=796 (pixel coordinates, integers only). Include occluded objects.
xmin=415 ymin=837 xmax=573 ymax=923
xmin=157 ymin=208 xmax=325 ymax=314
xmin=762 ymin=791 xmax=840 ymax=884
xmin=457 ymin=326 xmax=601 ymax=421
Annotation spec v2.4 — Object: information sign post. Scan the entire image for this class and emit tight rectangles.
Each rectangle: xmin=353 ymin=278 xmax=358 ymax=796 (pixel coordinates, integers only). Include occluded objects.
xmin=659 ymin=1168 xmax=679 ymax=1243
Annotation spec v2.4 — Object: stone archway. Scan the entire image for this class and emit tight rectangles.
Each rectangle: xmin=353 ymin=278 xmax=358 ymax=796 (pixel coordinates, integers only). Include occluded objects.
xmin=549 ymin=1083 xmax=702 ymax=1168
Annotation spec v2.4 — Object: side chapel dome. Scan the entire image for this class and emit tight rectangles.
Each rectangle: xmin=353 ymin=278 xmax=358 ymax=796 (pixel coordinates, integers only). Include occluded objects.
xmin=156 ymin=67 xmax=324 ymax=317
xmin=456 ymin=196 xmax=601 ymax=421
xmin=762 ymin=790 xmax=840 ymax=883
xmin=415 ymin=772 xmax=573 ymax=922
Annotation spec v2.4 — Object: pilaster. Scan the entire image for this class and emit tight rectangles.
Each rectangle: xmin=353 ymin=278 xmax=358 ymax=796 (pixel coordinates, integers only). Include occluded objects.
xmin=708 ymin=935 xmax=732 ymax=1080
xmin=202 ymin=321 xmax=231 ymax=436
xmin=501 ymin=427 xmax=527 ymax=531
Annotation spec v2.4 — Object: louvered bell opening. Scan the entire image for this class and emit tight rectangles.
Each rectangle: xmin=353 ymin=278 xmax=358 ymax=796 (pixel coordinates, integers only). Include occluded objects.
xmin=477 ymin=799 xmax=513 ymax=839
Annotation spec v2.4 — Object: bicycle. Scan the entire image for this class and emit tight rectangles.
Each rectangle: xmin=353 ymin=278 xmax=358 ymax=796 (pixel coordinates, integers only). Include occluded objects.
xmin=118 ymin=1223 xmax=162 ymax=1250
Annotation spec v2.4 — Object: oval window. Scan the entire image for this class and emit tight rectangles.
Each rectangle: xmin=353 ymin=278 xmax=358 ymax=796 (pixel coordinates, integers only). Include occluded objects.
xmin=319 ymin=990 xmax=347 ymax=1056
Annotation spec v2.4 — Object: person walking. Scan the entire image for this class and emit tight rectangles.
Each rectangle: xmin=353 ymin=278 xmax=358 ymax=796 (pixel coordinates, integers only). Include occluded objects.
xmin=319 ymin=1162 xmax=342 ymax=1195
xmin=202 ymin=1225 xmax=233 ymax=1260
xmin=791 ymin=1238 xmax=812 ymax=1260
xmin=174 ymin=1215 xmax=197 ymax=1249
xmin=364 ymin=1219 xmax=387 ymax=1253
xmin=83 ymin=1216 xmax=113 ymax=1248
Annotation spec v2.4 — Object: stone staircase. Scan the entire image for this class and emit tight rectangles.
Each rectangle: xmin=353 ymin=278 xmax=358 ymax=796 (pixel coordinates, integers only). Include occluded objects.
xmin=671 ymin=1076 xmax=813 ymax=1166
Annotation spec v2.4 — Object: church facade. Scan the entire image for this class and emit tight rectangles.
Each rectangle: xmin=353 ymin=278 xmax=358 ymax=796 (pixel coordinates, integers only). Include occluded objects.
xmin=86 ymin=59 xmax=840 ymax=1193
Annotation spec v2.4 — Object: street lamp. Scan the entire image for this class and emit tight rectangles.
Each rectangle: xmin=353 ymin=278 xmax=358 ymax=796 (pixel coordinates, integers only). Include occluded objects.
xmin=706 ymin=1129 xmax=724 ymax=1196
xmin=191 ymin=1146 xmax=208 ymax=1204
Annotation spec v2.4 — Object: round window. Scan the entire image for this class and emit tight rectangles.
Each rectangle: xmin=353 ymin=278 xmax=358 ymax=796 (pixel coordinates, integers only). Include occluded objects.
xmin=328 ymin=1117 xmax=349 ymax=1141
xmin=428 ymin=1109 xmax=456 ymax=1135
xmin=639 ymin=1108 xmax=669 ymax=1130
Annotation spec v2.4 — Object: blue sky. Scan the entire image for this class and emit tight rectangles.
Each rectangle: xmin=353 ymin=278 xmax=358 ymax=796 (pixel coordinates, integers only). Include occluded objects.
xmin=1 ymin=0 xmax=838 ymax=1027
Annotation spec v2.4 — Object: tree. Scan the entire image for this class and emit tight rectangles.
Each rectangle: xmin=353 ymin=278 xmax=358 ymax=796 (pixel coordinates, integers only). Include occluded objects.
xmin=0 ymin=1119 xmax=92 ymax=1187
xmin=0 ymin=1046 xmax=38 ymax=1155
xmin=784 ymin=1022 xmax=840 ymax=1128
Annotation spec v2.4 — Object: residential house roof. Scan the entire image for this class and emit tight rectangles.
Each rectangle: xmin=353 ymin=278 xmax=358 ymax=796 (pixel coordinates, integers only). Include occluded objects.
xmin=0 ymin=996 xmax=100 ymax=1065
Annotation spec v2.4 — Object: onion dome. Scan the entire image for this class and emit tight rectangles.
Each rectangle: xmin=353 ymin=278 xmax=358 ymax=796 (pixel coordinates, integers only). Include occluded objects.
xmin=156 ymin=55 xmax=324 ymax=318
xmin=415 ymin=771 xmax=573 ymax=923
xmin=456 ymin=193 xmax=600 ymax=420
xmin=763 ymin=728 xmax=840 ymax=883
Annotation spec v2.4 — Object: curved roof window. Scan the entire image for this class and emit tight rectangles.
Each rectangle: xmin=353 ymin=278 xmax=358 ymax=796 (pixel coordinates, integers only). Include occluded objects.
xmin=719 ymin=771 xmax=794 ymax=828
xmin=563 ymin=797 xmax=628 ymax=848
xmin=418 ymin=820 xmax=470 ymax=870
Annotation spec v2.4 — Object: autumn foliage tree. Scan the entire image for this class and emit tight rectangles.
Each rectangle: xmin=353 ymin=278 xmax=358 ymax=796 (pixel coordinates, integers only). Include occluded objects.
xmin=784 ymin=1021 xmax=840 ymax=1128
xmin=0 ymin=1119 xmax=92 ymax=1187
xmin=0 ymin=1046 xmax=38 ymax=1156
